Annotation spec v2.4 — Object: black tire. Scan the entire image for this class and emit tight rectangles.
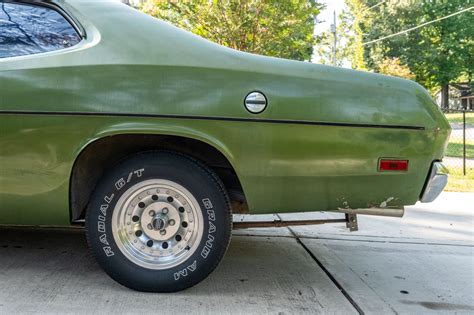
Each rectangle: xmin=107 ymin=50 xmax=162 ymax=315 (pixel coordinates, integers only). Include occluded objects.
xmin=85 ymin=151 xmax=232 ymax=292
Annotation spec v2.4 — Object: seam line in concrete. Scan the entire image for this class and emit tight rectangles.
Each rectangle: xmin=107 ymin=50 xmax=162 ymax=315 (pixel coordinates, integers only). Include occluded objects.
xmin=283 ymin=224 xmax=365 ymax=315
xmin=296 ymin=236 xmax=474 ymax=247
xmin=233 ymin=233 xmax=474 ymax=248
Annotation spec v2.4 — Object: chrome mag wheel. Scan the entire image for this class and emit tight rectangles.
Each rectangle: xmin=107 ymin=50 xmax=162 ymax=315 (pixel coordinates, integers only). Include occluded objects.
xmin=87 ymin=151 xmax=232 ymax=292
xmin=112 ymin=179 xmax=204 ymax=270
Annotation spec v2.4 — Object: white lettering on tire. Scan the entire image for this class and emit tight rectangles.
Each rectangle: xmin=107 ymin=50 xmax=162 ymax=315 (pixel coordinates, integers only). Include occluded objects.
xmin=201 ymin=199 xmax=216 ymax=259
xmin=97 ymin=168 xmax=146 ymax=259
xmin=202 ymin=198 xmax=213 ymax=210
xmin=174 ymin=260 xmax=197 ymax=280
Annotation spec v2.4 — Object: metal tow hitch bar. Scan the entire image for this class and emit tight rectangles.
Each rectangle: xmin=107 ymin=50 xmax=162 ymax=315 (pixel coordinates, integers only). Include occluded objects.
xmin=232 ymin=207 xmax=404 ymax=232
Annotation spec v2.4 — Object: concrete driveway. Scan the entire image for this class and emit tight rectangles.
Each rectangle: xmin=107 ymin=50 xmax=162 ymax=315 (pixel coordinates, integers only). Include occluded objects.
xmin=0 ymin=192 xmax=473 ymax=314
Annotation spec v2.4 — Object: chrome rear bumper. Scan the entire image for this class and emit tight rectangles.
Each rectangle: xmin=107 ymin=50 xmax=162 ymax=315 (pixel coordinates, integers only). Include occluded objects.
xmin=420 ymin=162 xmax=448 ymax=203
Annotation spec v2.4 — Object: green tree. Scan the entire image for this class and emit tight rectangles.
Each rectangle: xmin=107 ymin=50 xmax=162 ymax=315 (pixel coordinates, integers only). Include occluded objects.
xmin=378 ymin=57 xmax=415 ymax=80
xmin=342 ymin=0 xmax=367 ymax=70
xmin=346 ymin=0 xmax=473 ymax=106
xmin=142 ymin=0 xmax=323 ymax=61
xmin=313 ymin=10 xmax=355 ymax=67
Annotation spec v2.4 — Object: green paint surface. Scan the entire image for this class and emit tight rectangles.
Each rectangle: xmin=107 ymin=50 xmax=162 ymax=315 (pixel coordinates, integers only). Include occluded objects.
xmin=0 ymin=0 xmax=450 ymax=225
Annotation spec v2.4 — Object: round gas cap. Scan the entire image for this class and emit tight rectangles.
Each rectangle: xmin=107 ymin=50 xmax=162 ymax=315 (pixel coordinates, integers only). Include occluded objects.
xmin=244 ymin=91 xmax=267 ymax=114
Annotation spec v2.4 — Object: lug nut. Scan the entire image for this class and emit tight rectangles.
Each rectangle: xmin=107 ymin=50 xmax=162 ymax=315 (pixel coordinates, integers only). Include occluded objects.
xmin=169 ymin=219 xmax=175 ymax=226
xmin=147 ymin=223 xmax=153 ymax=230
xmin=162 ymin=208 xmax=169 ymax=214
xmin=160 ymin=229 xmax=166 ymax=235
xmin=149 ymin=210 xmax=155 ymax=216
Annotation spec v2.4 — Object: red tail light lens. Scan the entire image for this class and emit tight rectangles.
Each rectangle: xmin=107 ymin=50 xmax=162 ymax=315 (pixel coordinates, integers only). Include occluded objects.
xmin=379 ymin=159 xmax=409 ymax=172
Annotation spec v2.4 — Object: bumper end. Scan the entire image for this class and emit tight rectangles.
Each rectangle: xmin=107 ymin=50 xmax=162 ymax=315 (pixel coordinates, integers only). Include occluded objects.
xmin=421 ymin=162 xmax=448 ymax=203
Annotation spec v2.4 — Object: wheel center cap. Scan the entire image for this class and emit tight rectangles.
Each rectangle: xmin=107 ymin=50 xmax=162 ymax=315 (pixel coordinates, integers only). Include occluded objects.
xmin=140 ymin=201 xmax=181 ymax=241
xmin=152 ymin=214 xmax=167 ymax=231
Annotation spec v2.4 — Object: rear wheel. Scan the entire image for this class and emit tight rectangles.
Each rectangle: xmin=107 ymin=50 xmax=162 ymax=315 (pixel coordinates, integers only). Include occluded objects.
xmin=85 ymin=151 xmax=232 ymax=292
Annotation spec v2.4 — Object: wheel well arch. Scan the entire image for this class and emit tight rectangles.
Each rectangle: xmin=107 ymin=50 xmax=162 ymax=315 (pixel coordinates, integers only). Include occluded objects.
xmin=70 ymin=134 xmax=248 ymax=222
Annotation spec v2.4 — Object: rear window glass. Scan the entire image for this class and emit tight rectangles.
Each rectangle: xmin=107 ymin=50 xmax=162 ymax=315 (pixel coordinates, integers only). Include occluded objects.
xmin=0 ymin=2 xmax=81 ymax=58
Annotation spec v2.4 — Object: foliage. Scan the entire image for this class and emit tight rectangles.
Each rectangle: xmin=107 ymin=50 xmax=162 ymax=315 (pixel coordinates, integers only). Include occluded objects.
xmin=342 ymin=0 xmax=367 ymax=70
xmin=377 ymin=57 xmax=415 ymax=80
xmin=344 ymin=0 xmax=473 ymax=92
xmin=312 ymin=4 xmax=369 ymax=68
xmin=142 ymin=0 xmax=323 ymax=61
xmin=313 ymin=10 xmax=355 ymax=66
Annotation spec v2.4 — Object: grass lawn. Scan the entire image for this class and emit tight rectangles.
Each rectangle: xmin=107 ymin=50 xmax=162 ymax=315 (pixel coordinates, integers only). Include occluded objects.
xmin=435 ymin=113 xmax=474 ymax=191
xmin=444 ymin=165 xmax=474 ymax=192
xmin=445 ymin=172 xmax=474 ymax=192
xmin=446 ymin=142 xmax=474 ymax=158
xmin=444 ymin=112 xmax=474 ymax=125
xmin=444 ymin=112 xmax=474 ymax=158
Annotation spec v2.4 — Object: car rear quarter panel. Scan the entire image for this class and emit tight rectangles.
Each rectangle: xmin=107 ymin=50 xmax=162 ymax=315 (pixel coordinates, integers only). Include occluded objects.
xmin=0 ymin=111 xmax=442 ymax=225
xmin=0 ymin=1 xmax=450 ymax=225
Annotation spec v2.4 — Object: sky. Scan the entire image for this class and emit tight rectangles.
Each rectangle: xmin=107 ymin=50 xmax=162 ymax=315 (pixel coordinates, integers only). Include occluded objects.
xmin=314 ymin=0 xmax=347 ymax=36
xmin=313 ymin=0 xmax=351 ymax=67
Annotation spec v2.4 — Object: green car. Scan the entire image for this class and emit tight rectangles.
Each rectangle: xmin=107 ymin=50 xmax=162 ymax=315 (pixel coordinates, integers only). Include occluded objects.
xmin=0 ymin=0 xmax=450 ymax=292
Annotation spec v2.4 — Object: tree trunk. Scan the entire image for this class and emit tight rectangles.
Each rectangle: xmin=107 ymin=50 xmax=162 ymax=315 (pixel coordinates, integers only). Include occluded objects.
xmin=441 ymin=83 xmax=449 ymax=109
